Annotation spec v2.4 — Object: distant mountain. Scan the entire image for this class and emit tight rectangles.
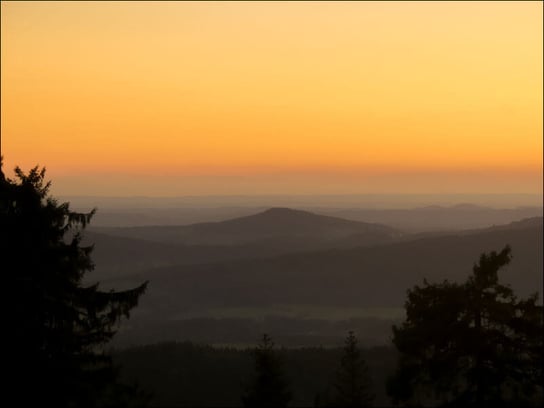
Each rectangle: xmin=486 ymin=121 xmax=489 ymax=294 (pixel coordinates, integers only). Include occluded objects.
xmin=92 ymin=207 xmax=400 ymax=246
xmin=118 ymin=219 xmax=542 ymax=317
xmin=484 ymin=216 xmax=543 ymax=231
xmin=320 ymin=205 xmax=543 ymax=232
xmin=86 ymin=208 xmax=401 ymax=278
xmin=80 ymin=200 xmax=542 ymax=231
xmin=87 ymin=206 xmax=266 ymax=228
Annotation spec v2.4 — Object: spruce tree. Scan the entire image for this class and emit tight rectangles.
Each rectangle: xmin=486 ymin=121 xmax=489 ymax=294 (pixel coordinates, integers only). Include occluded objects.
xmin=329 ymin=331 xmax=374 ymax=407
xmin=2 ymin=165 xmax=148 ymax=407
xmin=242 ymin=334 xmax=293 ymax=408
xmin=387 ymin=246 xmax=543 ymax=407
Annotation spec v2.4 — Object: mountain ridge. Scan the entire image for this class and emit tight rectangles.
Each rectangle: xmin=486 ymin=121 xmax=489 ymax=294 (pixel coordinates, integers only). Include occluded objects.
xmin=104 ymin=218 xmax=542 ymax=310
xmin=92 ymin=207 xmax=401 ymax=246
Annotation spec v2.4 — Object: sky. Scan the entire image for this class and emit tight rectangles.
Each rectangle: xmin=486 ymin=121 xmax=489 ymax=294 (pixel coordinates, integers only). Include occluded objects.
xmin=1 ymin=1 xmax=542 ymax=198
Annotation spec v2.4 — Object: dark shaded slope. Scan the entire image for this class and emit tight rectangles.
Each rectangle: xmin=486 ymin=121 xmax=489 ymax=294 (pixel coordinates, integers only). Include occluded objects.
xmin=127 ymin=223 xmax=542 ymax=314
xmin=85 ymin=208 xmax=402 ymax=277
xmin=84 ymin=231 xmax=343 ymax=279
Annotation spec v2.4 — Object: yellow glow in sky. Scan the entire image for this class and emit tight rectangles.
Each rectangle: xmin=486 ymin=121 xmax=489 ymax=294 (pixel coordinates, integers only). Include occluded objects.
xmin=1 ymin=1 xmax=542 ymax=196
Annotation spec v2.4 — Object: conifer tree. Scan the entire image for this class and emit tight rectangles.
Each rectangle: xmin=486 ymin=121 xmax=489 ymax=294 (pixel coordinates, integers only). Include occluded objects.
xmin=2 ymin=164 xmax=148 ymax=407
xmin=242 ymin=334 xmax=293 ymax=408
xmin=328 ymin=331 xmax=374 ymax=407
xmin=387 ymin=246 xmax=543 ymax=407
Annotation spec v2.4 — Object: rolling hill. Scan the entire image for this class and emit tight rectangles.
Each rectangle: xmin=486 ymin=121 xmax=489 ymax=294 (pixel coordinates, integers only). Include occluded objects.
xmin=85 ymin=208 xmax=403 ymax=278
xmin=115 ymin=218 xmax=542 ymax=314
xmin=93 ymin=207 xmax=401 ymax=246
xmin=96 ymin=216 xmax=542 ymax=346
xmin=323 ymin=205 xmax=543 ymax=232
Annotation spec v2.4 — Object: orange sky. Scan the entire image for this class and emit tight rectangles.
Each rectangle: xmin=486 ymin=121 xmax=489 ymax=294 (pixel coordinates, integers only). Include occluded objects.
xmin=1 ymin=1 xmax=542 ymax=196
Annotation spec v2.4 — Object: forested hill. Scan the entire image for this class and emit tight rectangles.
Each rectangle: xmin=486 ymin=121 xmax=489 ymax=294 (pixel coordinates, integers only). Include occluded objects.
xmin=85 ymin=208 xmax=402 ymax=277
xmin=114 ymin=218 xmax=542 ymax=311
xmin=95 ymin=216 xmax=542 ymax=347
xmin=92 ymin=207 xmax=400 ymax=245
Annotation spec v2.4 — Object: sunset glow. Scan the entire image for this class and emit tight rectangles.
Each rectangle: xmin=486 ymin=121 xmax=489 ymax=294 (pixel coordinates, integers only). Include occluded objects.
xmin=2 ymin=1 xmax=542 ymax=196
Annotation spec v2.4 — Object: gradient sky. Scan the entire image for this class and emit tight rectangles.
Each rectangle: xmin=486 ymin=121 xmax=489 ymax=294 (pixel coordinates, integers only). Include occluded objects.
xmin=1 ymin=1 xmax=542 ymax=196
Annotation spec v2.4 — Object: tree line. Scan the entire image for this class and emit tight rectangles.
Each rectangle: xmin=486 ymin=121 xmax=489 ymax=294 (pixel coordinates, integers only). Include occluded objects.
xmin=3 ymin=164 xmax=542 ymax=407
xmin=241 ymin=331 xmax=374 ymax=407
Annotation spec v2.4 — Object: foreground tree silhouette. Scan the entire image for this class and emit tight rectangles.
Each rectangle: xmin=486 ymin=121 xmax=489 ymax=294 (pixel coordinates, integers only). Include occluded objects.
xmin=327 ymin=331 xmax=374 ymax=407
xmin=242 ymin=334 xmax=293 ymax=408
xmin=387 ymin=246 xmax=543 ymax=407
xmin=2 ymin=165 xmax=148 ymax=407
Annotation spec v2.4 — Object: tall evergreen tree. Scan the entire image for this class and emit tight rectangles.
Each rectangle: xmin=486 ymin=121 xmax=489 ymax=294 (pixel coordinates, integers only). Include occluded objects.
xmin=2 ymin=165 xmax=148 ymax=407
xmin=387 ymin=246 xmax=543 ymax=407
xmin=242 ymin=334 xmax=293 ymax=408
xmin=327 ymin=331 xmax=374 ymax=408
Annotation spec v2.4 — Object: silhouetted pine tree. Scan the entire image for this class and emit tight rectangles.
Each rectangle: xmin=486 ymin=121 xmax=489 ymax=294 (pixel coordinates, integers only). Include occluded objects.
xmin=242 ymin=334 xmax=293 ymax=408
xmin=327 ymin=331 xmax=374 ymax=407
xmin=387 ymin=246 xmax=543 ymax=407
xmin=2 ymin=165 xmax=148 ymax=407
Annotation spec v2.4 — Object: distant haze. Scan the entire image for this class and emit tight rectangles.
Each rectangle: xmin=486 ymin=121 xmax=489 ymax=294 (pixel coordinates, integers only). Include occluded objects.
xmin=65 ymin=194 xmax=543 ymax=211
xmin=63 ymin=194 xmax=543 ymax=232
